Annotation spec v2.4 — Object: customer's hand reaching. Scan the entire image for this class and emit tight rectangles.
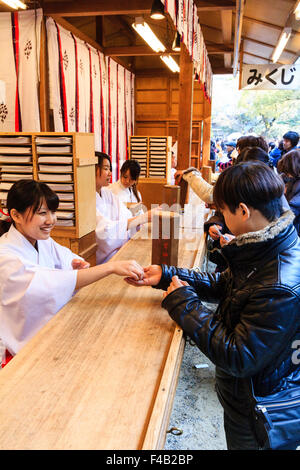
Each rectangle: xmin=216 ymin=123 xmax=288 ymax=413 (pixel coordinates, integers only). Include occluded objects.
xmin=124 ymin=264 xmax=162 ymax=287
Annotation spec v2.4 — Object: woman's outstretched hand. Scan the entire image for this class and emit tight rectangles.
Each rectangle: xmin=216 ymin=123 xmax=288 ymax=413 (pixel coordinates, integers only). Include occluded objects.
xmin=124 ymin=264 xmax=162 ymax=287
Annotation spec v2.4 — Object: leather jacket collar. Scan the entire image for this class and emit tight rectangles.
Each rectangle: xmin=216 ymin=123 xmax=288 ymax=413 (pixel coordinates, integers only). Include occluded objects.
xmin=221 ymin=210 xmax=297 ymax=268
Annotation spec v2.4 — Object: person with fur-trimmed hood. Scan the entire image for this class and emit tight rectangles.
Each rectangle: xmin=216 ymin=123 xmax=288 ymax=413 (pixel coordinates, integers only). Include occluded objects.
xmin=127 ymin=162 xmax=300 ymax=450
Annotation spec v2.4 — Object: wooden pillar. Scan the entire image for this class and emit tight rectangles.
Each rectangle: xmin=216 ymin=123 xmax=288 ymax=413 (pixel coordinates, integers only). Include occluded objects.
xmin=177 ymin=44 xmax=194 ymax=171
xmin=238 ymin=39 xmax=244 ymax=90
xmin=202 ymin=95 xmax=212 ymax=166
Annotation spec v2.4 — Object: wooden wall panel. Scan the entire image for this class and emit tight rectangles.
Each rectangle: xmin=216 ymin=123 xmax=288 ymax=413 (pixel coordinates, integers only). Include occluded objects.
xmin=135 ymin=75 xmax=208 ymax=169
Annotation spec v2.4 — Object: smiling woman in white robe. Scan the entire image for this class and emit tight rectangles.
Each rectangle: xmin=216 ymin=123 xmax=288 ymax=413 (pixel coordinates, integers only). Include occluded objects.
xmin=95 ymin=153 xmax=154 ymax=265
xmin=0 ymin=180 xmax=144 ymax=362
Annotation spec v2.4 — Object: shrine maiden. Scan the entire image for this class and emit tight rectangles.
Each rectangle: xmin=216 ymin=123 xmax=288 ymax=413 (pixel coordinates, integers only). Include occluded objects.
xmin=95 ymin=153 xmax=154 ymax=264
xmin=0 ymin=180 xmax=144 ymax=362
xmin=108 ymin=160 xmax=142 ymax=205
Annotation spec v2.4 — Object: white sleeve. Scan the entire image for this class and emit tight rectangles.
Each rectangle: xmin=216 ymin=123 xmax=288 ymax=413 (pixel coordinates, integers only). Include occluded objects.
xmin=50 ymin=238 xmax=83 ymax=269
xmin=0 ymin=255 xmax=77 ymax=354
xmin=183 ymin=171 xmax=213 ymax=204
xmin=95 ymin=207 xmax=130 ymax=263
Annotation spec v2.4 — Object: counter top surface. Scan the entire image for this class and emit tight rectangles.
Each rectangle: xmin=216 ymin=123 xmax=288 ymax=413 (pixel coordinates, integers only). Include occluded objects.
xmin=0 ymin=223 xmax=206 ymax=450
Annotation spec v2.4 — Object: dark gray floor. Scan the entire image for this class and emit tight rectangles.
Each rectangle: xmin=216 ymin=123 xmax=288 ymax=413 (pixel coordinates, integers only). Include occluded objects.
xmin=164 ymin=329 xmax=227 ymax=450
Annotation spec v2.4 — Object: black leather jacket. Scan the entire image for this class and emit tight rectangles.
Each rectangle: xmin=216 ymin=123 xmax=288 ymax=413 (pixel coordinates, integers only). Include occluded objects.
xmin=157 ymin=211 xmax=300 ymax=416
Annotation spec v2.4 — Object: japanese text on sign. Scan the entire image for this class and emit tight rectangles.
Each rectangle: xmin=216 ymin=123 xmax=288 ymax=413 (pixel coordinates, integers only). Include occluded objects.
xmin=241 ymin=64 xmax=300 ymax=90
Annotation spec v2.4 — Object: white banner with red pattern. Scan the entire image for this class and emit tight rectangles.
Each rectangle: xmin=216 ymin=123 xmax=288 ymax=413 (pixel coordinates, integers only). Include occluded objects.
xmin=160 ymin=0 xmax=213 ymax=101
xmin=46 ymin=18 xmax=135 ymax=181
xmin=0 ymin=9 xmax=42 ymax=131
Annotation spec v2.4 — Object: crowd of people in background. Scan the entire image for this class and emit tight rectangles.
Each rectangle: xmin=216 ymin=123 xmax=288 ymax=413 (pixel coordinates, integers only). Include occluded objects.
xmin=208 ymin=130 xmax=300 ymax=240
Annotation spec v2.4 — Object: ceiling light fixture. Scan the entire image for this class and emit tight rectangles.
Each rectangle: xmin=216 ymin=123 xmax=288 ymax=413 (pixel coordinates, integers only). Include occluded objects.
xmin=172 ymin=31 xmax=181 ymax=52
xmin=132 ymin=17 xmax=166 ymax=53
xmin=271 ymin=27 xmax=292 ymax=63
xmin=294 ymin=0 xmax=300 ymax=19
xmin=160 ymin=54 xmax=180 ymax=73
xmin=150 ymin=0 xmax=165 ymax=20
xmin=1 ymin=0 xmax=27 ymax=9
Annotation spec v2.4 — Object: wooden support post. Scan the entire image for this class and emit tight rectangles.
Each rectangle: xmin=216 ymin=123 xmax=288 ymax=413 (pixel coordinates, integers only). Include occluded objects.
xmin=238 ymin=39 xmax=244 ymax=90
xmin=202 ymin=95 xmax=212 ymax=167
xmin=177 ymin=44 xmax=194 ymax=205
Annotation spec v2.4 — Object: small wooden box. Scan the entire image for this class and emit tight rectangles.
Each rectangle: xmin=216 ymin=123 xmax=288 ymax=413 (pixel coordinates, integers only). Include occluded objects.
xmin=152 ymin=211 xmax=180 ymax=266
xmin=163 ymin=185 xmax=181 ymax=208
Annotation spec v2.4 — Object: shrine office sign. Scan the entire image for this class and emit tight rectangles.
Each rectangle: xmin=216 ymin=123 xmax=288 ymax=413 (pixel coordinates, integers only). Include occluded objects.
xmin=241 ymin=64 xmax=300 ymax=90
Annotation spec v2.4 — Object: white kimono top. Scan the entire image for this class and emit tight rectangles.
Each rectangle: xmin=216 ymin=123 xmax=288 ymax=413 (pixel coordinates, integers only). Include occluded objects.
xmin=95 ymin=188 xmax=134 ymax=265
xmin=108 ymin=180 xmax=142 ymax=204
xmin=0 ymin=225 xmax=81 ymax=355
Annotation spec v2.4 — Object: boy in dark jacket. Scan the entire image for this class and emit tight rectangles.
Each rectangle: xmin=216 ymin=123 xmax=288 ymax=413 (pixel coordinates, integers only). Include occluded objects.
xmin=127 ymin=162 xmax=300 ymax=450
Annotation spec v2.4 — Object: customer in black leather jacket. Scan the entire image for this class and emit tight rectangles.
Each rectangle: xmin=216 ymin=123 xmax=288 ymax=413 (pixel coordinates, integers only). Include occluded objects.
xmin=127 ymin=162 xmax=300 ymax=450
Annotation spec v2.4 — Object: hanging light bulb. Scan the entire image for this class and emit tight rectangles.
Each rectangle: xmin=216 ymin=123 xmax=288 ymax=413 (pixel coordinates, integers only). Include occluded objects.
xmin=271 ymin=27 xmax=292 ymax=63
xmin=1 ymin=0 xmax=27 ymax=9
xmin=172 ymin=31 xmax=181 ymax=52
xmin=160 ymin=55 xmax=180 ymax=73
xmin=132 ymin=17 xmax=166 ymax=53
xmin=294 ymin=0 xmax=300 ymax=20
xmin=150 ymin=0 xmax=165 ymax=20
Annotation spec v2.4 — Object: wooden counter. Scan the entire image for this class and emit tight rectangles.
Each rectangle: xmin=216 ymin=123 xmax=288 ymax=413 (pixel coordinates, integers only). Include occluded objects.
xmin=0 ymin=224 xmax=207 ymax=450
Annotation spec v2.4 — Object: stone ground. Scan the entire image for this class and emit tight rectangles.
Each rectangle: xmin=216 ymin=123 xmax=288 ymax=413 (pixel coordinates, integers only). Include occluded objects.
xmin=164 ymin=339 xmax=227 ymax=450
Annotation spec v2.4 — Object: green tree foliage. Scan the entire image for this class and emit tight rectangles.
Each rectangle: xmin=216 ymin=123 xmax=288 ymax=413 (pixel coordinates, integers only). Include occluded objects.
xmin=238 ymin=90 xmax=300 ymax=138
xmin=211 ymin=76 xmax=300 ymax=140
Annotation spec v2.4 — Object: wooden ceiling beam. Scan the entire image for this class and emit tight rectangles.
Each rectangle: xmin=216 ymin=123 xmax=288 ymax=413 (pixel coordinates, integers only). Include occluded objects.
xmin=44 ymin=0 xmax=153 ymax=17
xmin=212 ymin=67 xmax=233 ymax=74
xmin=201 ymin=24 xmax=298 ymax=56
xmin=196 ymin=0 xmax=235 ymax=11
xmin=241 ymin=35 xmax=296 ymax=56
xmin=239 ymin=15 xmax=300 ymax=36
xmin=243 ymin=50 xmax=285 ymax=65
xmin=103 ymin=43 xmax=233 ymax=56
xmin=221 ymin=9 xmax=233 ymax=68
xmin=103 ymin=46 xmax=180 ymax=56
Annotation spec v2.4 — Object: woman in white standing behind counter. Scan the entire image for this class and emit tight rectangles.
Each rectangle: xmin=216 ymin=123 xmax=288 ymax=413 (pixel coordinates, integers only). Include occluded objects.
xmin=0 ymin=179 xmax=144 ymax=366
xmin=95 ymin=152 xmax=155 ymax=265
xmin=108 ymin=159 xmax=142 ymax=205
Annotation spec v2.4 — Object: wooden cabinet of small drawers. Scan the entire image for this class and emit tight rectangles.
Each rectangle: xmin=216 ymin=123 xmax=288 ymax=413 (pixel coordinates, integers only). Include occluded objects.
xmin=0 ymin=132 xmax=97 ymax=265
xmin=129 ymin=135 xmax=172 ymax=209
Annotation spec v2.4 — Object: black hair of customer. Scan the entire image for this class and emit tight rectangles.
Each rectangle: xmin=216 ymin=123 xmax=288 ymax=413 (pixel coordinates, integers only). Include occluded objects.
xmin=213 ymin=162 xmax=284 ymax=222
xmin=236 ymin=146 xmax=273 ymax=168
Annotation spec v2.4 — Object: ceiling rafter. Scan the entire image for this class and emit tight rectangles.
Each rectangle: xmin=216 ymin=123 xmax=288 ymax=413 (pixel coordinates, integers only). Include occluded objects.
xmin=196 ymin=0 xmax=236 ymax=11
xmin=43 ymin=0 xmax=153 ymax=16
xmin=201 ymin=23 xmax=298 ymax=56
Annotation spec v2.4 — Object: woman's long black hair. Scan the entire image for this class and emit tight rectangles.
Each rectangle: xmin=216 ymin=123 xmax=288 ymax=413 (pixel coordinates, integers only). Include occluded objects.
xmin=0 ymin=179 xmax=59 ymax=236
xmin=120 ymin=159 xmax=141 ymax=202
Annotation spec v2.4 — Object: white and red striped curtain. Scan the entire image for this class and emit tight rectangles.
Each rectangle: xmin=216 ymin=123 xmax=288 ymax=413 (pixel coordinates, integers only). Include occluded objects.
xmin=47 ymin=18 xmax=134 ymax=182
xmin=0 ymin=8 xmax=42 ymax=132
xmin=107 ymin=57 xmax=135 ymax=182
xmin=161 ymin=0 xmax=213 ymax=100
